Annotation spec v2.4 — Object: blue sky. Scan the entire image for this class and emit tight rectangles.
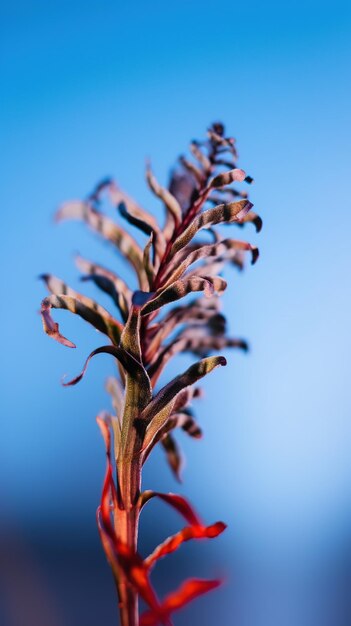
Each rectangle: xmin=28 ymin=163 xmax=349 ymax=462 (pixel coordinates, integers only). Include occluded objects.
xmin=1 ymin=1 xmax=351 ymax=624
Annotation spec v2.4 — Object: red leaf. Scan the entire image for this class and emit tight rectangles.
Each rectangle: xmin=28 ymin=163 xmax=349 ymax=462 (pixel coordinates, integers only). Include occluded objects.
xmin=141 ymin=491 xmax=202 ymax=527
xmin=140 ymin=578 xmax=222 ymax=626
xmin=140 ymin=490 xmax=226 ymax=569
xmin=144 ymin=521 xmax=226 ymax=570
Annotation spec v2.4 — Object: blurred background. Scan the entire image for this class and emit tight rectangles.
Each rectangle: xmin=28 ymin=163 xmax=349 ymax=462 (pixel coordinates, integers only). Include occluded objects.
xmin=1 ymin=1 xmax=351 ymax=624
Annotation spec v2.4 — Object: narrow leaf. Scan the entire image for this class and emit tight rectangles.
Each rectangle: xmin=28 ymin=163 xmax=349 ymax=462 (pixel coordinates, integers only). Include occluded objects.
xmin=140 ymin=579 xmax=222 ymax=626
xmin=140 ymin=491 xmax=202 ymax=526
xmin=56 ymin=201 xmax=147 ymax=288
xmin=163 ymin=238 xmax=258 ymax=287
xmin=142 ymin=356 xmax=226 ymax=424
xmin=190 ymin=141 xmax=211 ymax=174
xmin=146 ymin=164 xmax=182 ymax=227
xmin=209 ymin=167 xmax=246 ymax=188
xmin=179 ymin=156 xmax=204 ymax=185
xmin=237 ymin=210 xmax=263 ymax=232
xmin=141 ymin=276 xmax=227 ymax=316
xmin=144 ymin=522 xmax=226 ymax=570
xmin=141 ymin=356 xmax=226 ymax=451
xmin=143 ymin=233 xmax=156 ymax=289
xmin=75 ymin=255 xmax=131 ymax=320
xmin=41 ymin=292 xmax=123 ymax=347
xmin=161 ymin=433 xmax=184 ymax=482
xmin=62 ymin=345 xmax=150 ymax=387
xmin=109 ymin=182 xmax=162 ymax=238
xmin=170 ymin=200 xmax=253 ymax=256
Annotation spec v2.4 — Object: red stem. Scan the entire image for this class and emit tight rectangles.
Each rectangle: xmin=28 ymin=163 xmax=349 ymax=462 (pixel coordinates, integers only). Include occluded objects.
xmin=115 ymin=459 xmax=142 ymax=626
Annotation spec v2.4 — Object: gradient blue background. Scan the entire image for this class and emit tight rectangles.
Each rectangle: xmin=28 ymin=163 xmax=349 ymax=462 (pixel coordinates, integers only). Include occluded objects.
xmin=1 ymin=1 xmax=351 ymax=624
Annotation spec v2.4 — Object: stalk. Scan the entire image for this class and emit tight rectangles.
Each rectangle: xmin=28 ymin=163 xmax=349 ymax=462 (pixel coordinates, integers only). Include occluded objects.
xmin=40 ymin=122 xmax=259 ymax=626
xmin=115 ymin=461 xmax=141 ymax=626
xmin=116 ymin=454 xmax=142 ymax=626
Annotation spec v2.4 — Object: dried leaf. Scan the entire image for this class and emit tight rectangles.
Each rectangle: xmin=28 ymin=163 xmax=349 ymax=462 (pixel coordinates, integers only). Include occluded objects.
xmin=109 ymin=182 xmax=161 ymax=237
xmin=190 ymin=141 xmax=212 ymax=174
xmin=163 ymin=238 xmax=258 ymax=287
xmin=146 ymin=164 xmax=182 ymax=228
xmin=170 ymin=200 xmax=253 ymax=256
xmin=144 ymin=299 xmax=222 ymax=364
xmin=56 ymin=201 xmax=147 ymax=288
xmin=75 ymin=255 xmax=131 ymax=320
xmin=141 ymin=276 xmax=227 ymax=316
xmin=40 ymin=287 xmax=123 ymax=347
xmin=143 ymin=233 xmax=156 ymax=289
xmin=141 ymin=356 xmax=226 ymax=452
xmin=161 ymin=433 xmax=184 ymax=482
xmin=179 ymin=156 xmax=204 ymax=185
xmin=161 ymin=410 xmax=203 ymax=440
xmin=209 ymin=167 xmax=246 ymax=188
xmin=237 ymin=210 xmax=263 ymax=233
xmin=62 ymin=344 xmax=150 ymax=388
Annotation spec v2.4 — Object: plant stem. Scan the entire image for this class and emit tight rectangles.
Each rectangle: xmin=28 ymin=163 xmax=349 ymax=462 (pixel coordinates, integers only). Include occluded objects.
xmin=115 ymin=458 xmax=142 ymax=626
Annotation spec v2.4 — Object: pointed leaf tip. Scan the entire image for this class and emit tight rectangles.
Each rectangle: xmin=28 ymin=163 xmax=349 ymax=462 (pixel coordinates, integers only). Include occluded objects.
xmin=210 ymin=168 xmax=246 ymax=188
xmin=41 ymin=299 xmax=76 ymax=348
xmin=251 ymin=246 xmax=259 ymax=264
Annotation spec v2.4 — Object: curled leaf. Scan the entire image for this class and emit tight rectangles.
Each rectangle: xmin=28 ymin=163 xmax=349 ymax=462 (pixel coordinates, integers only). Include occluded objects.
xmin=141 ymin=276 xmax=227 ymax=316
xmin=75 ymin=255 xmax=131 ymax=320
xmin=209 ymin=167 xmax=246 ymax=188
xmin=40 ymin=291 xmax=123 ymax=347
xmin=140 ymin=579 xmax=222 ymax=626
xmin=190 ymin=141 xmax=212 ymax=174
xmin=179 ymin=155 xmax=204 ymax=185
xmin=162 ymin=238 xmax=258 ymax=287
xmin=161 ymin=433 xmax=184 ymax=482
xmin=141 ymin=356 xmax=226 ymax=453
xmin=148 ymin=332 xmax=246 ymax=384
xmin=143 ymin=233 xmax=156 ymax=289
xmin=140 ymin=492 xmax=226 ymax=573
xmin=140 ymin=491 xmax=201 ymax=525
xmin=41 ymin=298 xmax=76 ymax=348
xmin=109 ymin=182 xmax=161 ymax=238
xmin=237 ymin=210 xmax=263 ymax=233
xmin=162 ymin=410 xmax=203 ymax=440
xmin=142 ymin=356 xmax=226 ymax=423
xmin=62 ymin=344 xmax=150 ymax=387
xmin=146 ymin=163 xmax=182 ymax=228
xmin=55 ymin=201 xmax=147 ymax=288
xmin=144 ymin=522 xmax=226 ymax=570
xmin=170 ymin=200 xmax=253 ymax=256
